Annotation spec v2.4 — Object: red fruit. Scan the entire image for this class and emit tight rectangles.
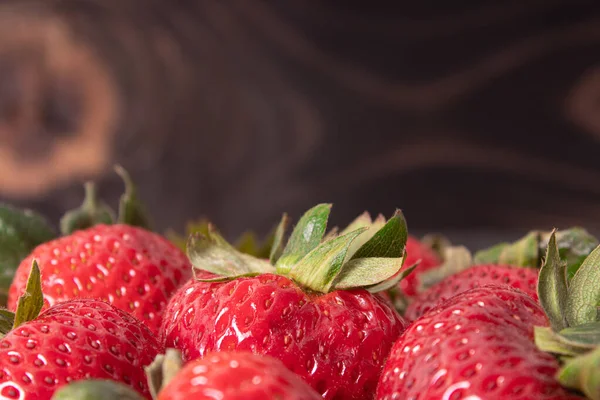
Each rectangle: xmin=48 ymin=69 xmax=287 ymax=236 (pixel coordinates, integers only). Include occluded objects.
xmin=7 ymin=224 xmax=192 ymax=333
xmin=158 ymin=351 xmax=322 ymax=400
xmin=377 ymin=285 xmax=580 ymax=400
xmin=399 ymin=236 xmax=441 ymax=297
xmin=0 ymin=298 xmax=162 ymax=399
xmin=161 ymin=274 xmax=407 ymax=400
xmin=405 ymin=264 xmax=539 ymax=321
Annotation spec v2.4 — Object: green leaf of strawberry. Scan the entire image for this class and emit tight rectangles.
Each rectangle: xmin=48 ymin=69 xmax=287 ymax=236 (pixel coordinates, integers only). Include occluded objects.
xmin=276 ymin=204 xmax=331 ymax=274
xmin=51 ymin=379 xmax=145 ymax=400
xmin=538 ymin=231 xmax=570 ymax=332
xmin=187 ymin=228 xmax=274 ymax=278
xmin=13 ymin=260 xmax=44 ymax=329
xmin=115 ymin=165 xmax=151 ymax=230
xmin=0 ymin=260 xmax=44 ymax=337
xmin=417 ymin=245 xmax=473 ymax=291
xmin=0 ymin=204 xmax=56 ymax=248
xmin=187 ymin=205 xmax=410 ymax=294
xmin=0 ymin=205 xmax=55 ymax=305
xmin=0 ymin=309 xmax=14 ymax=334
xmin=474 ymin=231 xmax=539 ymax=266
xmin=60 ymin=182 xmax=115 ymax=235
xmin=557 ymin=346 xmax=600 ymax=400
xmin=534 ymin=230 xmax=600 ymax=399
xmin=269 ymin=213 xmax=289 ymax=264
xmin=340 ymin=212 xmax=386 ymax=261
xmin=331 ymin=211 xmax=408 ymax=290
xmin=145 ymin=349 xmax=184 ymax=399
xmin=289 ymin=227 xmax=367 ymax=292
xmin=350 ymin=210 xmax=406 ymax=260
xmin=565 ymin=244 xmax=600 ymax=326
xmin=474 ymin=228 xmax=598 ymax=278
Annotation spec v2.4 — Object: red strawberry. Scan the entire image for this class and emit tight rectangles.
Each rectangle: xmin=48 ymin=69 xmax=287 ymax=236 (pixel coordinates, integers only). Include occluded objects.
xmin=399 ymin=236 xmax=441 ymax=297
xmin=405 ymin=264 xmax=539 ymax=321
xmin=377 ymin=285 xmax=581 ymax=400
xmin=157 ymin=351 xmax=322 ymax=400
xmin=162 ymin=274 xmax=405 ymax=399
xmin=7 ymin=224 xmax=191 ymax=334
xmin=161 ymin=205 xmax=410 ymax=399
xmin=0 ymin=292 xmax=162 ymax=399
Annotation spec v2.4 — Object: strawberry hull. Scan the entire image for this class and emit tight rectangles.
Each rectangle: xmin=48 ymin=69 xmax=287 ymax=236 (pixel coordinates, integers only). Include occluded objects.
xmin=161 ymin=274 xmax=407 ymax=400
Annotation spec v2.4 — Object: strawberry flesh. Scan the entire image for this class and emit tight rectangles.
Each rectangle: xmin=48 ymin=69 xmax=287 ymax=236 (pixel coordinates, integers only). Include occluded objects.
xmin=405 ymin=264 xmax=539 ymax=321
xmin=161 ymin=273 xmax=407 ymax=400
xmin=0 ymin=298 xmax=162 ymax=399
xmin=7 ymin=224 xmax=192 ymax=334
xmin=158 ymin=351 xmax=322 ymax=400
xmin=377 ymin=285 xmax=582 ymax=400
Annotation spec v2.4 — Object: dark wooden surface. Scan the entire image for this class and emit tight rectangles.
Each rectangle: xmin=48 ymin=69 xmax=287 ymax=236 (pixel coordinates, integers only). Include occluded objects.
xmin=1 ymin=1 xmax=600 ymax=248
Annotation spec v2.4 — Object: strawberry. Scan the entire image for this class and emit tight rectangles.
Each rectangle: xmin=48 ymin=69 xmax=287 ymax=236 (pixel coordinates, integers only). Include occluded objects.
xmin=377 ymin=285 xmax=581 ymax=400
xmin=0 ymin=264 xmax=162 ymax=399
xmin=378 ymin=231 xmax=600 ymax=400
xmin=153 ymin=351 xmax=322 ymax=400
xmin=7 ymin=224 xmax=191 ymax=334
xmin=405 ymin=264 xmax=539 ymax=321
xmin=399 ymin=236 xmax=441 ymax=297
xmin=6 ymin=169 xmax=192 ymax=334
xmin=161 ymin=205 xmax=411 ymax=399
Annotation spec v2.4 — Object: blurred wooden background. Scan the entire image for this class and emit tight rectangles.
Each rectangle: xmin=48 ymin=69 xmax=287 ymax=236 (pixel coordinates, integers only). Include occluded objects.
xmin=1 ymin=0 xmax=600 ymax=248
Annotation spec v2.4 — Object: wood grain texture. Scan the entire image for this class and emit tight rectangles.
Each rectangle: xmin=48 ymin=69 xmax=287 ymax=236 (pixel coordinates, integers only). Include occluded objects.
xmin=0 ymin=0 xmax=600 ymax=248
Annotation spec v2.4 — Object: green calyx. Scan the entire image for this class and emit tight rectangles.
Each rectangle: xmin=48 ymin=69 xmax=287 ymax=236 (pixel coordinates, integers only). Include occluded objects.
xmin=60 ymin=182 xmax=115 ymax=235
xmin=0 ymin=205 xmax=55 ymax=306
xmin=474 ymin=227 xmax=598 ymax=276
xmin=145 ymin=349 xmax=184 ymax=399
xmin=0 ymin=260 xmax=45 ymax=339
xmin=534 ymin=230 xmax=600 ymax=399
xmin=167 ymin=217 xmax=281 ymax=258
xmin=60 ymin=165 xmax=151 ymax=236
xmin=51 ymin=379 xmax=144 ymax=400
xmin=187 ymin=204 xmax=409 ymax=293
xmin=418 ymin=244 xmax=474 ymax=291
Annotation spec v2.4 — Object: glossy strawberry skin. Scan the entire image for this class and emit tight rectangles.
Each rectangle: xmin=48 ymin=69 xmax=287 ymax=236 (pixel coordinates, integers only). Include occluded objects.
xmin=377 ymin=285 xmax=582 ymax=400
xmin=158 ymin=351 xmax=322 ymax=400
xmin=399 ymin=237 xmax=442 ymax=297
xmin=0 ymin=299 xmax=162 ymax=400
xmin=161 ymin=273 xmax=407 ymax=400
xmin=405 ymin=264 xmax=539 ymax=321
xmin=7 ymin=224 xmax=192 ymax=333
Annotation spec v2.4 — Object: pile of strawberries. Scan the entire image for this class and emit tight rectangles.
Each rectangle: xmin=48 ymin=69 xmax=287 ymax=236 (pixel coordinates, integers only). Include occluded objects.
xmin=1 ymin=169 xmax=599 ymax=400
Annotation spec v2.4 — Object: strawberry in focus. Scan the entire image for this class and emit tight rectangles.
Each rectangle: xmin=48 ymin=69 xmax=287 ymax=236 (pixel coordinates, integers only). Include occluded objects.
xmin=161 ymin=205 xmax=411 ymax=400
xmin=156 ymin=351 xmax=322 ymax=400
xmin=0 ymin=264 xmax=162 ymax=399
xmin=7 ymin=224 xmax=191 ymax=334
xmin=6 ymin=168 xmax=192 ymax=334
xmin=377 ymin=285 xmax=581 ymax=400
xmin=405 ymin=264 xmax=539 ymax=321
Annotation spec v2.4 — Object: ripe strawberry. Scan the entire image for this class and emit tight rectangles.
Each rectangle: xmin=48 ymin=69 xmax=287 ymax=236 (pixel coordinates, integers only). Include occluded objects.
xmin=161 ymin=205 xmax=411 ymax=399
xmin=398 ymin=236 xmax=441 ymax=298
xmin=405 ymin=264 xmax=539 ymax=321
xmin=377 ymin=285 xmax=581 ymax=400
xmin=156 ymin=351 xmax=322 ymax=400
xmin=0 ymin=266 xmax=162 ymax=399
xmin=7 ymin=224 xmax=191 ymax=334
